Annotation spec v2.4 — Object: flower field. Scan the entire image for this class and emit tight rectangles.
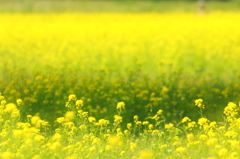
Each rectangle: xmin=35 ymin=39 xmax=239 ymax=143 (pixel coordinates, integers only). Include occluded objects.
xmin=1 ymin=12 xmax=240 ymax=158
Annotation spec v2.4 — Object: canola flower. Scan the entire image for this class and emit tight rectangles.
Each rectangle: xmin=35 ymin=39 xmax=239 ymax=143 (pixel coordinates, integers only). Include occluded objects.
xmin=1 ymin=12 xmax=240 ymax=125
xmin=1 ymin=12 xmax=240 ymax=159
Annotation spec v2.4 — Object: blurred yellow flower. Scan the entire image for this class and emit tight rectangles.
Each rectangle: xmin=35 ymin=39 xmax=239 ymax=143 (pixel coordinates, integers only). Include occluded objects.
xmin=116 ymin=101 xmax=125 ymax=110
xmin=65 ymin=111 xmax=75 ymax=121
xmin=5 ymin=103 xmax=17 ymax=112
xmin=139 ymin=150 xmax=153 ymax=159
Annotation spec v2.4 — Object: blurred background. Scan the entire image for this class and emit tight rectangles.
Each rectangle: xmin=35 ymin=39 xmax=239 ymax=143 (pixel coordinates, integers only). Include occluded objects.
xmin=0 ymin=0 xmax=240 ymax=13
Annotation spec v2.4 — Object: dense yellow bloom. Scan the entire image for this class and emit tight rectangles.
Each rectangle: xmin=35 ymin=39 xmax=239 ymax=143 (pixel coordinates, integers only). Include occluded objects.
xmin=0 ymin=12 xmax=240 ymax=159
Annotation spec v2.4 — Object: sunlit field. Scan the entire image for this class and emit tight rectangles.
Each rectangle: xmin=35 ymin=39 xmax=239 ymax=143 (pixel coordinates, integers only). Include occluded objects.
xmin=1 ymin=12 xmax=240 ymax=158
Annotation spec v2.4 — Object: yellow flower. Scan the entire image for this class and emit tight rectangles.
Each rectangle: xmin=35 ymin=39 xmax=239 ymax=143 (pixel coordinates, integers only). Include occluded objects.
xmin=79 ymin=125 xmax=87 ymax=130
xmin=143 ymin=121 xmax=149 ymax=125
xmin=173 ymin=141 xmax=180 ymax=146
xmin=32 ymin=155 xmax=41 ymax=159
xmin=68 ymin=94 xmax=77 ymax=101
xmin=218 ymin=148 xmax=228 ymax=157
xmin=130 ymin=142 xmax=137 ymax=151
xmin=148 ymin=124 xmax=154 ymax=130
xmin=75 ymin=100 xmax=83 ymax=109
xmin=161 ymin=86 xmax=169 ymax=94
xmin=134 ymin=115 xmax=138 ymax=122
xmin=159 ymin=144 xmax=168 ymax=149
xmin=88 ymin=116 xmax=96 ymax=123
xmin=13 ymin=129 xmax=23 ymax=138
xmin=5 ymin=103 xmax=17 ymax=112
xmin=175 ymin=147 xmax=186 ymax=154
xmin=56 ymin=117 xmax=65 ymax=123
xmin=187 ymin=133 xmax=194 ymax=142
xmin=50 ymin=141 xmax=62 ymax=150
xmin=199 ymin=134 xmax=208 ymax=141
xmin=31 ymin=116 xmax=41 ymax=125
xmin=152 ymin=130 xmax=159 ymax=136
xmin=116 ymin=101 xmax=125 ymax=110
xmin=224 ymin=131 xmax=238 ymax=138
xmin=228 ymin=140 xmax=239 ymax=148
xmin=152 ymin=114 xmax=159 ymax=120
xmin=206 ymin=138 xmax=218 ymax=146
xmin=52 ymin=133 xmax=62 ymax=142
xmin=98 ymin=119 xmax=109 ymax=126
xmin=165 ymin=123 xmax=174 ymax=130
xmin=157 ymin=109 xmax=163 ymax=115
xmin=34 ymin=134 xmax=45 ymax=143
xmin=108 ymin=135 xmax=120 ymax=146
xmin=11 ymin=109 xmax=20 ymax=118
xmin=16 ymin=99 xmax=23 ymax=105
xmin=114 ymin=115 xmax=122 ymax=124
xmin=1 ymin=151 xmax=13 ymax=159
xmin=127 ymin=123 xmax=132 ymax=129
xmin=120 ymin=151 xmax=126 ymax=157
xmin=195 ymin=98 xmax=204 ymax=109
xmin=181 ymin=117 xmax=191 ymax=123
xmin=198 ymin=117 xmax=209 ymax=126
xmin=65 ymin=111 xmax=75 ymax=121
xmin=105 ymin=145 xmax=112 ymax=151
xmin=139 ymin=150 xmax=153 ymax=159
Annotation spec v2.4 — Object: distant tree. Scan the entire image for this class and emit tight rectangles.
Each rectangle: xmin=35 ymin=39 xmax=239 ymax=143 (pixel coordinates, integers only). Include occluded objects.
xmin=198 ymin=0 xmax=205 ymax=14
